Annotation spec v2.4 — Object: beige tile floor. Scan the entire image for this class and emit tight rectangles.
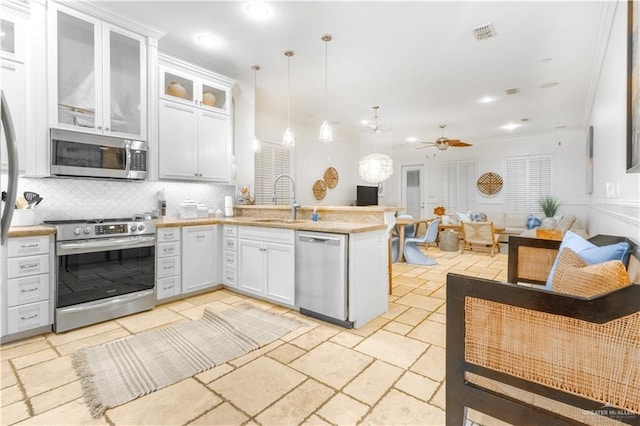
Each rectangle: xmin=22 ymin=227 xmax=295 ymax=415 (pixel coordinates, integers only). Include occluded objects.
xmin=0 ymin=248 xmax=508 ymax=426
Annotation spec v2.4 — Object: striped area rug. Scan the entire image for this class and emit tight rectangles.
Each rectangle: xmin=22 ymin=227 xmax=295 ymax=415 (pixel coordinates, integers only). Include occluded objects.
xmin=71 ymin=305 xmax=303 ymax=418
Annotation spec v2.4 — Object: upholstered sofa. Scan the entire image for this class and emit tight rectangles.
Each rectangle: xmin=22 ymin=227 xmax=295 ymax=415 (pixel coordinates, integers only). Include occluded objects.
xmin=446 ymin=234 xmax=640 ymax=425
xmin=484 ymin=212 xmax=584 ymax=243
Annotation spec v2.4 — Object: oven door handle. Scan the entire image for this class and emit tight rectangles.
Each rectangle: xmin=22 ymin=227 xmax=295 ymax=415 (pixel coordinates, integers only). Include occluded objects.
xmin=59 ymin=235 xmax=156 ymax=252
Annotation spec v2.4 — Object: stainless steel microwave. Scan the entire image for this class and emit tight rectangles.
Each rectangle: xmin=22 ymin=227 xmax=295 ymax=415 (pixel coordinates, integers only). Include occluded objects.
xmin=50 ymin=129 xmax=147 ymax=180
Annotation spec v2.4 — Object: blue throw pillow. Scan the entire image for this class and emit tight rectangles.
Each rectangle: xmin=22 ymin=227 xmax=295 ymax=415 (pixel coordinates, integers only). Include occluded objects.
xmin=545 ymin=231 xmax=631 ymax=289
xmin=470 ymin=212 xmax=487 ymax=222
xmin=526 ymin=214 xmax=541 ymax=229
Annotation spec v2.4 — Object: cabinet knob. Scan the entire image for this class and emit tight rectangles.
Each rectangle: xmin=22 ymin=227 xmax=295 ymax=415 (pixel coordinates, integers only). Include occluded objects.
xmin=97 ymin=126 xmax=102 ymax=130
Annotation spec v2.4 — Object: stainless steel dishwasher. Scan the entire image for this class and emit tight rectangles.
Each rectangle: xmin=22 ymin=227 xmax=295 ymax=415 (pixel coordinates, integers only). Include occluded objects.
xmin=295 ymin=231 xmax=351 ymax=328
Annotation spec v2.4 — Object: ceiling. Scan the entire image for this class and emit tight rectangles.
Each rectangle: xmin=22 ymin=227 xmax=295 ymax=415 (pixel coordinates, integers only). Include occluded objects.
xmin=94 ymin=1 xmax=613 ymax=146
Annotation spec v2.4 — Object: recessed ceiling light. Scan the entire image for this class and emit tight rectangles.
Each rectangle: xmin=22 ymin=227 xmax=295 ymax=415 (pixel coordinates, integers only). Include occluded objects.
xmin=246 ymin=2 xmax=270 ymax=19
xmin=405 ymin=137 xmax=418 ymax=143
xmin=540 ymin=82 xmax=559 ymax=89
xmin=197 ymin=34 xmax=220 ymax=48
xmin=360 ymin=119 xmax=369 ymax=125
xmin=479 ymin=96 xmax=496 ymax=104
xmin=501 ymin=123 xmax=520 ymax=131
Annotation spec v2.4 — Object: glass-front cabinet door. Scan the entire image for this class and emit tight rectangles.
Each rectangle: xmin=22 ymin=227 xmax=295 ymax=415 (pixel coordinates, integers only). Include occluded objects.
xmin=51 ymin=5 xmax=146 ymax=139
xmin=107 ymin=27 xmax=144 ymax=136
xmin=55 ymin=9 xmax=99 ymax=131
xmin=159 ymin=66 xmax=230 ymax=114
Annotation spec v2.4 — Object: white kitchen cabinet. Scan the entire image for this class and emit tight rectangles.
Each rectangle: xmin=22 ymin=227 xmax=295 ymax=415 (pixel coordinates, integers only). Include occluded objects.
xmin=159 ymin=65 xmax=229 ymax=113
xmin=1 ymin=9 xmax=27 ymax=63
xmin=182 ymin=225 xmax=219 ymax=294
xmin=222 ymin=225 xmax=238 ymax=288
xmin=2 ymin=235 xmax=54 ymax=341
xmin=48 ymin=4 xmax=147 ymax=139
xmin=158 ymin=99 xmax=229 ymax=182
xmin=157 ymin=55 xmax=234 ymax=183
xmin=156 ymin=227 xmax=181 ymax=301
xmin=238 ymin=226 xmax=295 ymax=306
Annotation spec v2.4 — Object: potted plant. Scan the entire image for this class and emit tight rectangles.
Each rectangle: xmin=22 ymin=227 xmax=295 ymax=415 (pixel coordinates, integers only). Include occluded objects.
xmin=539 ymin=197 xmax=560 ymax=229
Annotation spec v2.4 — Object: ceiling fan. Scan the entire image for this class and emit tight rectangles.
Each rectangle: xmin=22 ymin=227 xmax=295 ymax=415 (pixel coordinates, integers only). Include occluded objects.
xmin=416 ymin=125 xmax=473 ymax=150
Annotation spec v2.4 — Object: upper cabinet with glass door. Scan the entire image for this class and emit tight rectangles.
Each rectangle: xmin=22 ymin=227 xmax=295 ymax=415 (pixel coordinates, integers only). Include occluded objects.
xmin=159 ymin=65 xmax=230 ymax=114
xmin=49 ymin=4 xmax=147 ymax=139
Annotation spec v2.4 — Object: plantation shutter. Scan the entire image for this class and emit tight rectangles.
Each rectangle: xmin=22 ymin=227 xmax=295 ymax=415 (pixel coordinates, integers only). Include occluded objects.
xmin=505 ymin=155 xmax=552 ymax=213
xmin=441 ymin=161 xmax=477 ymax=213
xmin=458 ymin=161 xmax=477 ymax=212
xmin=441 ymin=163 xmax=458 ymax=212
xmin=254 ymin=144 xmax=293 ymax=205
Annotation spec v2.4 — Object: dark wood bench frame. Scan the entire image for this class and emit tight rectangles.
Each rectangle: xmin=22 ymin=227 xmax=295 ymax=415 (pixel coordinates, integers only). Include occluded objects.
xmin=446 ymin=235 xmax=640 ymax=425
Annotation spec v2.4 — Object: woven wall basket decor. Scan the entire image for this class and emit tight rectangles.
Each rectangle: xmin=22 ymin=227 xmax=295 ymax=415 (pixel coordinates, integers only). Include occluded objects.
xmin=323 ymin=167 xmax=339 ymax=189
xmin=313 ymin=180 xmax=327 ymax=200
xmin=477 ymin=172 xmax=503 ymax=195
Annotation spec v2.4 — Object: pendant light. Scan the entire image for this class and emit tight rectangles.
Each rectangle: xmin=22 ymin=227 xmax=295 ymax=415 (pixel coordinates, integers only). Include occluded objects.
xmin=318 ymin=34 xmax=333 ymax=143
xmin=251 ymin=65 xmax=262 ymax=153
xmin=358 ymin=106 xmax=393 ymax=183
xmin=282 ymin=50 xmax=296 ymax=147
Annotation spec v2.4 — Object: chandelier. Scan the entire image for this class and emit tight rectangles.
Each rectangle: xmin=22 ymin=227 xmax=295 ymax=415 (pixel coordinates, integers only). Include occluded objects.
xmin=358 ymin=106 xmax=393 ymax=183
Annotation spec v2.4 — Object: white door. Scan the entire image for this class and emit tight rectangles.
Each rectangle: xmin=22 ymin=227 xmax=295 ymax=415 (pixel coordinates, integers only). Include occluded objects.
xmin=401 ymin=165 xmax=425 ymax=218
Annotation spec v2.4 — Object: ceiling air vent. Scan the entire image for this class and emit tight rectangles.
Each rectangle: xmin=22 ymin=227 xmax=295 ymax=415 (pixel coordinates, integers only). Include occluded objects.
xmin=505 ymin=88 xmax=520 ymax=95
xmin=473 ymin=23 xmax=496 ymax=41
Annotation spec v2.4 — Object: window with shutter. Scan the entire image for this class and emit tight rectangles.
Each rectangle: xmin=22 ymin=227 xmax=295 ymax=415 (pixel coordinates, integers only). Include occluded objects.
xmin=505 ymin=155 xmax=552 ymax=213
xmin=441 ymin=161 xmax=477 ymax=212
xmin=254 ymin=144 xmax=293 ymax=205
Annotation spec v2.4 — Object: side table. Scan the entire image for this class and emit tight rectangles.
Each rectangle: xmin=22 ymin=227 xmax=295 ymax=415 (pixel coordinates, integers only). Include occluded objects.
xmin=439 ymin=230 xmax=460 ymax=251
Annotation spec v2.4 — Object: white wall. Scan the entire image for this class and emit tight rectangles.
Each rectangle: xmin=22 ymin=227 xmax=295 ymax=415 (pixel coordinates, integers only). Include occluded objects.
xmin=389 ymin=130 xmax=589 ymax=226
xmin=587 ymin=1 xmax=640 ymax=240
xmin=256 ymin=114 xmax=361 ymax=206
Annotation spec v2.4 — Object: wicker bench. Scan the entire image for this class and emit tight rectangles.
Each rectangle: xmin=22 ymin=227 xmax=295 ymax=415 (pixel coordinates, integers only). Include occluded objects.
xmin=446 ymin=235 xmax=640 ymax=425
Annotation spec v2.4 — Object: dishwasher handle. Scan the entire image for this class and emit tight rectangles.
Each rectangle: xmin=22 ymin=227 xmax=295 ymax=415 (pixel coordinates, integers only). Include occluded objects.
xmin=297 ymin=234 xmax=341 ymax=246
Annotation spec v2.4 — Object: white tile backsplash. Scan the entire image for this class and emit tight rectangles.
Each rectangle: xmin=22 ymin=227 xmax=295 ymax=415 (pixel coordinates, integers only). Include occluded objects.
xmin=6 ymin=175 xmax=235 ymax=222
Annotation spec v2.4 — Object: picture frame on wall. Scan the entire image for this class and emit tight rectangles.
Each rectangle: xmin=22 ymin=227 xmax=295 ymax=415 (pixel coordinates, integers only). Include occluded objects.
xmin=628 ymin=0 xmax=640 ymax=173
xmin=586 ymin=125 xmax=593 ymax=194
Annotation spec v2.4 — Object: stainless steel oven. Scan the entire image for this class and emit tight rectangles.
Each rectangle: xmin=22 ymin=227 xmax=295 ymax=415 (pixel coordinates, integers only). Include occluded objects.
xmin=50 ymin=129 xmax=147 ymax=180
xmin=45 ymin=218 xmax=156 ymax=332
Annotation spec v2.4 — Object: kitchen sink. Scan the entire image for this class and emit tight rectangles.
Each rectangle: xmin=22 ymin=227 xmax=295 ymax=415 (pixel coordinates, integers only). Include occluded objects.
xmin=253 ymin=218 xmax=308 ymax=224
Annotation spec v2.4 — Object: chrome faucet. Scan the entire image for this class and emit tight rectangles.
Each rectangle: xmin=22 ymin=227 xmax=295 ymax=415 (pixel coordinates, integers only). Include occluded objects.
xmin=272 ymin=174 xmax=300 ymax=219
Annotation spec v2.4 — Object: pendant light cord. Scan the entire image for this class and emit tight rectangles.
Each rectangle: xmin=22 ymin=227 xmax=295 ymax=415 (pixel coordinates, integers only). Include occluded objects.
xmin=324 ymin=39 xmax=328 ymax=120
xmin=287 ymin=55 xmax=291 ymax=128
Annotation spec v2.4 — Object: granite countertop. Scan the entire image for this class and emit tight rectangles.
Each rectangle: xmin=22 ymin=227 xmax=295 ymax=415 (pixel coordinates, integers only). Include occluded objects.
xmin=156 ymin=217 xmax=386 ymax=234
xmin=9 ymin=215 xmax=387 ymax=238
xmin=8 ymin=225 xmax=57 ymax=238
xmin=234 ymin=205 xmax=401 ymax=213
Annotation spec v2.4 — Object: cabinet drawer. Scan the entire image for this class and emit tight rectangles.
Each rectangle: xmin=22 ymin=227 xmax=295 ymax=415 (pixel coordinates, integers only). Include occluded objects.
xmin=223 ymin=225 xmax=237 ymax=237
xmin=7 ymin=255 xmax=49 ymax=279
xmin=223 ymin=268 xmax=237 ymax=287
xmin=224 ymin=251 xmax=237 ymax=269
xmin=157 ymin=228 xmax=180 ymax=243
xmin=157 ymin=256 xmax=181 ymax=278
xmin=8 ymin=236 xmax=50 ymax=257
xmin=7 ymin=274 xmax=50 ymax=307
xmin=239 ymin=226 xmax=295 ymax=245
xmin=6 ymin=300 xmax=50 ymax=334
xmin=157 ymin=276 xmax=181 ymax=300
xmin=223 ymin=237 xmax=237 ymax=251
xmin=157 ymin=241 xmax=180 ymax=258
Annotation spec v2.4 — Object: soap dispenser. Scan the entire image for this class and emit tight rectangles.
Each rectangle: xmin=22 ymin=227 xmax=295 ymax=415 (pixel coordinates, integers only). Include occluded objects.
xmin=312 ymin=207 xmax=319 ymax=222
